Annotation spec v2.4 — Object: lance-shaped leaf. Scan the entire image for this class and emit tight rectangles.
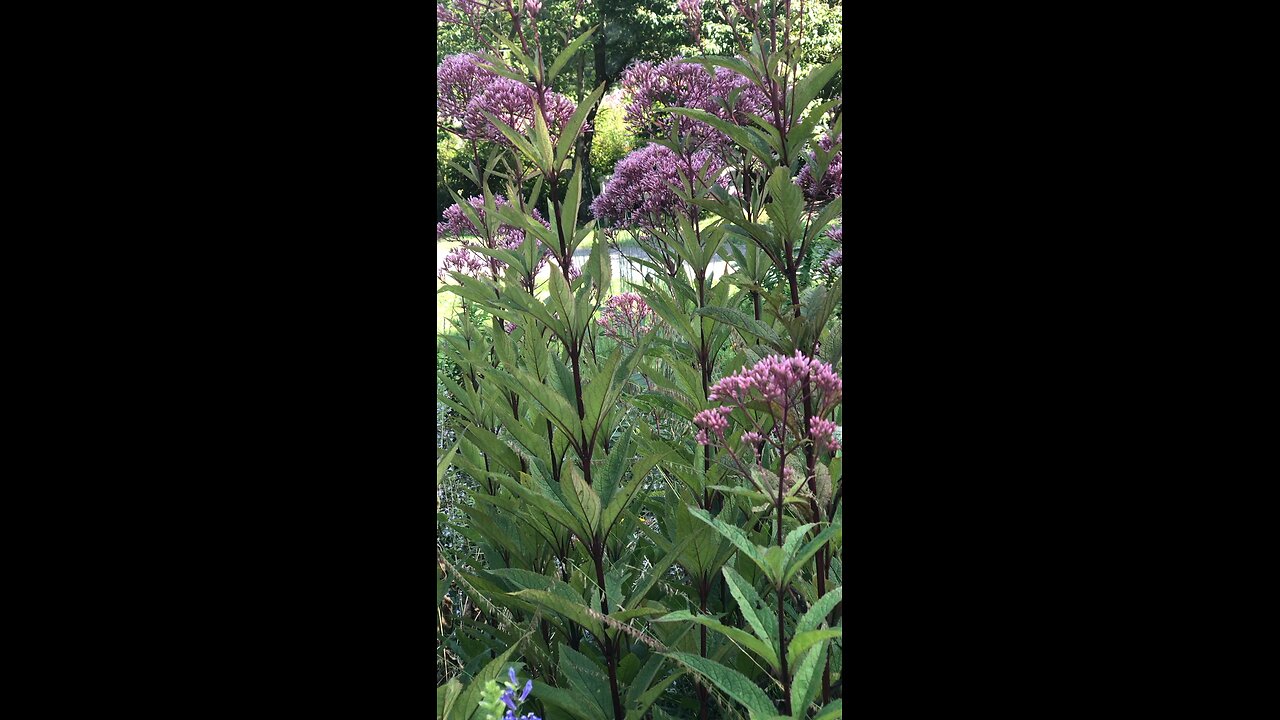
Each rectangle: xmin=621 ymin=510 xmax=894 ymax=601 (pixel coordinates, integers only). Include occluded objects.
xmin=790 ymin=630 xmax=830 ymax=715
xmin=663 ymin=652 xmax=777 ymax=720
xmin=555 ymin=81 xmax=604 ymax=167
xmin=693 ymin=306 xmax=784 ymax=347
xmin=452 ymin=645 xmax=518 ymax=720
xmin=625 ymin=533 xmax=695 ymax=611
xmin=489 ymin=471 xmax=587 ymax=540
xmin=602 ymin=446 xmax=673 ymax=538
xmin=814 ymin=700 xmax=843 ymax=720
xmin=688 ymin=507 xmax=770 ymax=576
xmin=782 ymin=523 xmax=842 ymax=586
xmin=625 ymin=664 xmax=684 ymax=720
xmin=561 ymin=463 xmax=601 ymax=537
xmin=797 ymin=584 xmax=843 ymax=636
xmin=547 ymin=25 xmax=598 ymax=84
xmin=512 ymin=588 xmax=606 ymax=643
xmin=479 ymin=109 xmax=542 ymax=167
xmin=668 ymin=107 xmax=774 ymax=165
xmin=722 ymin=565 xmax=778 ymax=649
xmin=655 ymin=609 xmax=779 ymax=671
xmin=791 ymin=55 xmax=842 ymax=124
xmin=787 ymin=628 xmax=842 ymax=668
xmin=534 ymin=685 xmax=600 ymax=720
xmin=462 ymin=425 xmax=522 ymax=476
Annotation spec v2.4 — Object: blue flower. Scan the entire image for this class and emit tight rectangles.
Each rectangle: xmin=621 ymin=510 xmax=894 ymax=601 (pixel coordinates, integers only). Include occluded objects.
xmin=500 ymin=688 xmax=517 ymax=712
xmin=519 ymin=679 xmax=532 ymax=702
xmin=508 ymin=667 xmax=518 ymax=686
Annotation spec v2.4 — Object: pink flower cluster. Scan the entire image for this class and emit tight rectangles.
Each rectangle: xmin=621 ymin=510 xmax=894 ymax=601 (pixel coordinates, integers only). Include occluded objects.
xmin=809 ymin=417 xmax=840 ymax=453
xmin=590 ymin=144 xmax=726 ymax=229
xmin=693 ymin=406 xmax=732 ymax=445
xmin=796 ymin=132 xmax=843 ymax=202
xmin=596 ymin=292 xmax=654 ymax=341
xmin=437 ymin=54 xmax=579 ymax=146
xmin=709 ymin=352 xmax=842 ymax=406
xmin=697 ymin=353 xmax=843 ymax=454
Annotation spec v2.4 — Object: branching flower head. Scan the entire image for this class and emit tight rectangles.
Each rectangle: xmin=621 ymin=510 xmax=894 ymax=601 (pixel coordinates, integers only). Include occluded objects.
xmin=437 ymin=53 xmax=498 ymax=126
xmin=619 ymin=57 xmax=765 ymax=144
xmin=437 ymin=195 xmax=551 ymax=281
xmin=597 ymin=292 xmax=655 ymax=342
xmin=677 ymin=0 xmax=703 ymax=44
xmin=591 ymin=143 xmax=725 ymax=229
xmin=703 ymin=352 xmax=843 ymax=449
xmin=797 ymin=131 xmax=843 ymax=202
xmin=464 ymin=78 xmax=578 ymax=146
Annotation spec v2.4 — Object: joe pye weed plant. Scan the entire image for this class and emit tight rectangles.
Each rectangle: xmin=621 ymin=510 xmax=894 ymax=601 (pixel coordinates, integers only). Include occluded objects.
xmin=437 ymin=1 xmax=842 ymax=717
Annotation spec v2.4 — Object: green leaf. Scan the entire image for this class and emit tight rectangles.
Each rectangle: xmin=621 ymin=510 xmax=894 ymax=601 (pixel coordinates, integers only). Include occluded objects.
xmin=797 ymin=585 xmax=843 ymax=635
xmin=562 ymin=463 xmax=601 ymax=536
xmin=792 ymin=56 xmax=842 ymax=124
xmin=602 ymin=446 xmax=671 ymax=537
xmin=667 ymin=107 xmax=774 ymax=166
xmin=534 ymin=685 xmax=600 ymax=720
xmin=437 ymin=678 xmax=463 ymax=720
xmin=479 ymin=110 xmax=541 ymax=167
xmin=788 ymin=628 xmax=842 ymax=668
xmin=654 ymin=610 xmax=779 ymax=670
xmin=556 ymin=82 xmax=605 ymax=168
xmin=547 ymin=25 xmax=598 ymax=84
xmin=663 ymin=652 xmax=777 ymax=720
xmin=531 ymin=99 xmax=555 ymax=171
xmin=721 ymin=565 xmax=778 ymax=649
xmin=511 ymin=589 xmax=605 ymax=641
xmin=790 ymin=630 xmax=830 ymax=715
xmin=783 ymin=523 xmax=842 ymax=586
xmin=688 ymin=507 xmax=769 ymax=576
xmin=814 ymin=699 xmax=843 ymax=720
xmin=452 ymin=645 xmax=518 ymax=720
xmin=437 ymin=440 xmax=460 ymax=485
xmin=693 ymin=305 xmax=783 ymax=347
xmin=559 ymin=643 xmax=614 ymax=717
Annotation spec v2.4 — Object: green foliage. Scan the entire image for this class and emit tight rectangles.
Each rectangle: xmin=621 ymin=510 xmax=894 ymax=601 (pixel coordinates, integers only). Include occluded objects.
xmin=589 ymin=102 xmax=635 ymax=182
xmin=437 ymin=3 xmax=844 ymax=717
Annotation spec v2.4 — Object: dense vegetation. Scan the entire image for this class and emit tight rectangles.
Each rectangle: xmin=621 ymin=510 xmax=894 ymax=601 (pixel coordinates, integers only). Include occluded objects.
xmin=437 ymin=1 xmax=843 ymax=718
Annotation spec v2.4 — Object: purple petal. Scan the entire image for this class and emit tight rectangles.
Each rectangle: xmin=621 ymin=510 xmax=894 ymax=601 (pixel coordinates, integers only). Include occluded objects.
xmin=519 ymin=678 xmax=533 ymax=701
xmin=508 ymin=667 xmax=518 ymax=686
xmin=501 ymin=689 xmax=517 ymax=711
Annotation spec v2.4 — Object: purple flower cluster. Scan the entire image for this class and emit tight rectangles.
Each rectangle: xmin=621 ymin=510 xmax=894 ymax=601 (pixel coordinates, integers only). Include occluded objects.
xmin=437 ymin=53 xmax=498 ymax=127
xmin=498 ymin=668 xmax=539 ymax=720
xmin=463 ymin=77 xmax=578 ymax=146
xmin=827 ymin=225 xmax=842 ymax=244
xmin=619 ymin=57 xmax=767 ymax=143
xmin=436 ymin=195 xmax=551 ymax=281
xmin=797 ymin=132 xmax=843 ymax=202
xmin=591 ymin=143 xmax=725 ymax=229
xmin=437 ymin=4 xmax=459 ymax=23
xmin=437 ymin=195 xmax=548 ymax=247
xmin=437 ymin=54 xmax=578 ymax=146
xmin=677 ymin=0 xmax=703 ymax=43
xmin=597 ymin=292 xmax=655 ymax=341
